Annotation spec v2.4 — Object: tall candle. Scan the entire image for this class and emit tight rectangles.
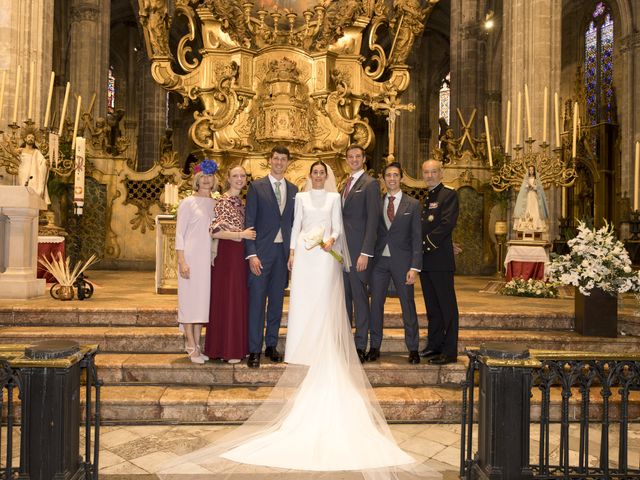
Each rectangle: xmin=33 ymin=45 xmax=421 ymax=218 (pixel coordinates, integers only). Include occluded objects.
xmin=58 ymin=81 xmax=70 ymax=135
xmin=542 ymin=86 xmax=548 ymax=143
xmin=554 ymin=92 xmax=560 ymax=148
xmin=11 ymin=65 xmax=21 ymax=124
xmin=505 ymin=100 xmax=511 ymax=153
xmin=0 ymin=71 xmax=6 ymax=127
xmin=516 ymin=91 xmax=522 ymax=146
xmin=27 ymin=60 xmax=35 ymax=119
xmin=562 ymin=187 xmax=567 ymax=218
xmin=43 ymin=71 xmax=55 ymax=129
xmin=71 ymin=95 xmax=82 ymax=150
xmin=524 ymin=84 xmax=532 ymax=140
xmin=571 ymin=102 xmax=578 ymax=158
xmin=484 ymin=115 xmax=493 ymax=167
xmin=635 ymin=141 xmax=640 ymax=211
xmin=88 ymin=92 xmax=96 ymax=114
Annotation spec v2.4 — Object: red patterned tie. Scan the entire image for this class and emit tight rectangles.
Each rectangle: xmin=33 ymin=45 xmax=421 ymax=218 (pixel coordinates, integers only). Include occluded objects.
xmin=343 ymin=176 xmax=353 ymax=199
xmin=387 ymin=195 xmax=395 ymax=222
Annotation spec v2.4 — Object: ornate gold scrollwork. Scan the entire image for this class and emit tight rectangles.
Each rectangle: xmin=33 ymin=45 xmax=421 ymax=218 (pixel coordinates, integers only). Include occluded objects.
xmin=365 ymin=16 xmax=388 ymax=80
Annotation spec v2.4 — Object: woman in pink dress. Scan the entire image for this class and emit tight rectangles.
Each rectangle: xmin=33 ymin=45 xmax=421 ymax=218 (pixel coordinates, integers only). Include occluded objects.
xmin=205 ymin=166 xmax=256 ymax=363
xmin=175 ymin=159 xmax=218 ymax=364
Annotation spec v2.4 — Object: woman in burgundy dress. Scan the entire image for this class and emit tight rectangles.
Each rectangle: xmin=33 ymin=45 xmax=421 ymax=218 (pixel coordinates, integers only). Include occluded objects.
xmin=205 ymin=166 xmax=256 ymax=363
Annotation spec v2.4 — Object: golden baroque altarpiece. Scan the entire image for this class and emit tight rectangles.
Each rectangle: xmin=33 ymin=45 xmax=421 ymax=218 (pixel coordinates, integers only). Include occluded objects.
xmin=138 ymin=0 xmax=438 ymax=180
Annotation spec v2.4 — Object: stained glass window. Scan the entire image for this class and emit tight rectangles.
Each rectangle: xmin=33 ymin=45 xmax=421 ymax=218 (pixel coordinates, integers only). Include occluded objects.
xmin=439 ymin=73 xmax=450 ymax=126
xmin=584 ymin=3 xmax=614 ymax=125
xmin=107 ymin=66 xmax=115 ymax=113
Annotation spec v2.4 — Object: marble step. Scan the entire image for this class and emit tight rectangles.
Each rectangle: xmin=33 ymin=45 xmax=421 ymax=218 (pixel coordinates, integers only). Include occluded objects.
xmin=96 ymin=353 xmax=468 ymax=387
xmin=93 ymin=384 xmax=640 ymax=424
xmin=0 ymin=307 xmax=577 ymax=331
xmin=1 ymin=326 xmax=638 ymax=354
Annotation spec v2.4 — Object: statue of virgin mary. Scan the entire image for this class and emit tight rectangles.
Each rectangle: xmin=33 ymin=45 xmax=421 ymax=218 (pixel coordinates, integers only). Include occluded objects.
xmin=513 ymin=165 xmax=549 ymax=232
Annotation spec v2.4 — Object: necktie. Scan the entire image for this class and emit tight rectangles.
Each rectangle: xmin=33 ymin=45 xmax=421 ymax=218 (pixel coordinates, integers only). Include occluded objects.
xmin=275 ymin=181 xmax=282 ymax=209
xmin=343 ymin=176 xmax=353 ymax=199
xmin=387 ymin=195 xmax=395 ymax=222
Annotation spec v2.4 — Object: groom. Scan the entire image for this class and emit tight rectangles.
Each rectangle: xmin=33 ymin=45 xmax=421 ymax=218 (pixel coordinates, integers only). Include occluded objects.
xmin=245 ymin=146 xmax=298 ymax=368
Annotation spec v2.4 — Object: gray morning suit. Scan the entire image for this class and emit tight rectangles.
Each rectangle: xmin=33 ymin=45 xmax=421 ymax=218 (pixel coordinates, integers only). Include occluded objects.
xmin=341 ymin=172 xmax=381 ymax=351
xmin=369 ymin=193 xmax=422 ymax=351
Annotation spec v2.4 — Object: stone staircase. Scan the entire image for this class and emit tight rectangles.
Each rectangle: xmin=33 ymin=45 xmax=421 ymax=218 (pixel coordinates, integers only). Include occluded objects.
xmin=2 ymin=301 xmax=640 ymax=425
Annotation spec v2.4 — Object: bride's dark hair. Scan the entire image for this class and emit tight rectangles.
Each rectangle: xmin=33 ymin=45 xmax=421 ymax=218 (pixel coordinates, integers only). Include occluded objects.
xmin=308 ymin=160 xmax=328 ymax=174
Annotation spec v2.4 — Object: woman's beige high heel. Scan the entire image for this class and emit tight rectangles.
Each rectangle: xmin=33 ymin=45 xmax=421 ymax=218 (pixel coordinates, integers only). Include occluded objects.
xmin=186 ymin=346 xmax=205 ymax=364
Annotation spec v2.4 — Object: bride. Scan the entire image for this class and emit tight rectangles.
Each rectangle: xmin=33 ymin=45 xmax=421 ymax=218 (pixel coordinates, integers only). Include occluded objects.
xmin=158 ymin=161 xmax=438 ymax=479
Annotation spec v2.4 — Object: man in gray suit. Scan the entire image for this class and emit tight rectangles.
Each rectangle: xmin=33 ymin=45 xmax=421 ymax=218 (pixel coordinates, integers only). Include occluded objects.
xmin=341 ymin=144 xmax=381 ymax=363
xmin=368 ymin=162 xmax=422 ymax=364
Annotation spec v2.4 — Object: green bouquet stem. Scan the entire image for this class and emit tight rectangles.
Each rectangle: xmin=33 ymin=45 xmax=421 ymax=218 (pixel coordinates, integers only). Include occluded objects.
xmin=318 ymin=240 xmax=343 ymax=264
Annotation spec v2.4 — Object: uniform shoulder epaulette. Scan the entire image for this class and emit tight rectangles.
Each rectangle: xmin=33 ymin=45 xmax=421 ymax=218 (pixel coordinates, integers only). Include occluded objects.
xmin=444 ymin=184 xmax=455 ymax=190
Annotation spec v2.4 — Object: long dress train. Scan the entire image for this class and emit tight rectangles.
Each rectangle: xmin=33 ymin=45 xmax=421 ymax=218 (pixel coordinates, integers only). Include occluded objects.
xmin=158 ymin=189 xmax=439 ymax=480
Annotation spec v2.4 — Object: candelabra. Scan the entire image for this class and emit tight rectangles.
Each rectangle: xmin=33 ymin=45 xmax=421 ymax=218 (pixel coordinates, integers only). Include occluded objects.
xmin=490 ymin=138 xmax=577 ymax=192
xmin=629 ymin=210 xmax=640 ymax=240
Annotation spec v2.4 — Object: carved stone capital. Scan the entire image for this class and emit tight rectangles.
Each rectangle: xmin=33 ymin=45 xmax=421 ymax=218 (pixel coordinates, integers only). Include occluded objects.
xmin=70 ymin=5 xmax=100 ymax=23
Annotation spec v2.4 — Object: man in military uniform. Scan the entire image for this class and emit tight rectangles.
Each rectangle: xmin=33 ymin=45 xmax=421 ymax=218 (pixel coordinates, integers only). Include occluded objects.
xmin=419 ymin=159 xmax=459 ymax=365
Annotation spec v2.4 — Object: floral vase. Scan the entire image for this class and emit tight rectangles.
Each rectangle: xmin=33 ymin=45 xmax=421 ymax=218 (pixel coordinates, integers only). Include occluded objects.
xmin=574 ymin=287 xmax=617 ymax=337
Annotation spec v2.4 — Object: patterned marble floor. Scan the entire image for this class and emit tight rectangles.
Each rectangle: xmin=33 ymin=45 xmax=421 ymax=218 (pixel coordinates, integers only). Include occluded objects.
xmin=96 ymin=422 xmax=640 ymax=478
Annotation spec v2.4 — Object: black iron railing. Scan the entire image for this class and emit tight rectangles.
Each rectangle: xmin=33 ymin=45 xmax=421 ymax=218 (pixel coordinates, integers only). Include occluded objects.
xmin=461 ymin=346 xmax=640 ymax=480
xmin=0 ymin=345 xmax=101 ymax=479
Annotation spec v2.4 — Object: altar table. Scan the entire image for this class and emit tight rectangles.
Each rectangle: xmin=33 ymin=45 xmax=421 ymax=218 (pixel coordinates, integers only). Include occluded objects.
xmin=504 ymin=245 xmax=548 ymax=281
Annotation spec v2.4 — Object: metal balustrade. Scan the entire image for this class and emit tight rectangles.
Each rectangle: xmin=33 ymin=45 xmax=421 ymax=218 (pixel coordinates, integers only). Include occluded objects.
xmin=461 ymin=345 xmax=640 ymax=480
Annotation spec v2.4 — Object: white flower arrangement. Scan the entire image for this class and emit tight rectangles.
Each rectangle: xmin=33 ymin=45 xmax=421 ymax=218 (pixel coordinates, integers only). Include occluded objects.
xmin=501 ymin=278 xmax=558 ymax=298
xmin=546 ymin=220 xmax=640 ymax=296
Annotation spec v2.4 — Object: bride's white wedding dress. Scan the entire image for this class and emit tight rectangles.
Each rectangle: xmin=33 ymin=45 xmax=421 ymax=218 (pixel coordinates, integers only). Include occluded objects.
xmin=158 ymin=187 xmax=438 ymax=480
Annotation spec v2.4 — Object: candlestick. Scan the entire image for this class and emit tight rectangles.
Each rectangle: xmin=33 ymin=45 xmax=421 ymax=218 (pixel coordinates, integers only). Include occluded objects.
xmin=505 ymin=100 xmax=511 ymax=153
xmin=572 ymin=102 xmax=578 ymax=158
xmin=484 ymin=115 xmax=493 ymax=167
xmin=43 ymin=71 xmax=55 ymax=129
xmin=0 ymin=70 xmax=6 ymax=127
xmin=635 ymin=141 xmax=640 ymax=211
xmin=524 ymin=84 xmax=532 ymax=140
xmin=58 ymin=82 xmax=70 ymax=135
xmin=516 ymin=91 xmax=522 ymax=146
xmin=542 ymin=86 xmax=548 ymax=143
xmin=11 ymin=65 xmax=21 ymax=124
xmin=562 ymin=186 xmax=567 ymax=218
xmin=554 ymin=92 xmax=560 ymax=148
xmin=27 ymin=60 xmax=35 ymax=119
xmin=71 ymin=95 xmax=82 ymax=150
xmin=88 ymin=92 xmax=96 ymax=115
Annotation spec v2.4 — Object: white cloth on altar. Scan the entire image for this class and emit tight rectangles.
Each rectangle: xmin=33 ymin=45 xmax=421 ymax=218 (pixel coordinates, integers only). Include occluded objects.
xmin=504 ymin=245 xmax=549 ymax=267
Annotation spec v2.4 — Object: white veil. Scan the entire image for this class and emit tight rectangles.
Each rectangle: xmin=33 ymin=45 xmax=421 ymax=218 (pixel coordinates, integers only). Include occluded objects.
xmin=157 ymin=161 xmax=438 ymax=480
xmin=303 ymin=162 xmax=352 ymax=271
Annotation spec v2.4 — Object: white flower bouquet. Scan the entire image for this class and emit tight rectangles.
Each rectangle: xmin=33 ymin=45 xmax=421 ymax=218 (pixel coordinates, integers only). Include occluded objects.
xmin=303 ymin=227 xmax=343 ymax=264
xmin=546 ymin=220 xmax=640 ymax=296
xmin=501 ymin=278 xmax=558 ymax=298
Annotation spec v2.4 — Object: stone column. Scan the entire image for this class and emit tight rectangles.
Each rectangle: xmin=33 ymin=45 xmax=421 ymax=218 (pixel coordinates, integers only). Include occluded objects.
xmin=395 ymin=73 xmax=421 ymax=177
xmin=69 ymin=0 xmax=110 ymax=122
xmin=449 ymin=0 xmax=487 ymax=134
xmin=0 ymin=0 xmax=54 ymax=128
xmin=502 ymin=0 xmax=561 ymax=238
xmin=136 ymin=55 xmax=167 ymax=171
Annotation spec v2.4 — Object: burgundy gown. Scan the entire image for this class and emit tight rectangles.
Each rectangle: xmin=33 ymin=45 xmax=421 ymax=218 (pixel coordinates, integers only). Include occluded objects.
xmin=204 ymin=195 xmax=249 ymax=361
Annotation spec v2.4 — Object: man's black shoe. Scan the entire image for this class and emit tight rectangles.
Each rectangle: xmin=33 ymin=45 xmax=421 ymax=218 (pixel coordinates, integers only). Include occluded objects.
xmin=366 ymin=348 xmax=380 ymax=362
xmin=264 ymin=346 xmax=284 ymax=363
xmin=428 ymin=354 xmax=457 ymax=365
xmin=356 ymin=349 xmax=366 ymax=363
xmin=419 ymin=348 xmax=440 ymax=359
xmin=408 ymin=351 xmax=420 ymax=364
xmin=247 ymin=353 xmax=261 ymax=369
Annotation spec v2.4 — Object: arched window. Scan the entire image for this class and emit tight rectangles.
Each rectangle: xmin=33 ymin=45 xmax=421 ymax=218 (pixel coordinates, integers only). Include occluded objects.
xmin=584 ymin=2 xmax=614 ymax=125
xmin=107 ymin=66 xmax=116 ymax=113
xmin=439 ymin=73 xmax=450 ymax=125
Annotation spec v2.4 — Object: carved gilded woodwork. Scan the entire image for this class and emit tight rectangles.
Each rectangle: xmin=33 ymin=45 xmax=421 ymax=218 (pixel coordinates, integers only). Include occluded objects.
xmin=138 ymin=0 xmax=438 ymax=164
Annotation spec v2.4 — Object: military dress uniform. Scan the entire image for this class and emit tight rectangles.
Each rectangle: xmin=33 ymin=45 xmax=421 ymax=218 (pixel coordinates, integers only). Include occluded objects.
xmin=419 ymin=182 xmax=460 ymax=363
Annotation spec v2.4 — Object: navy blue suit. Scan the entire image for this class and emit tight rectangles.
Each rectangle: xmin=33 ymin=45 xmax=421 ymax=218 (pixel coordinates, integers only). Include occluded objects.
xmin=245 ymin=176 xmax=298 ymax=354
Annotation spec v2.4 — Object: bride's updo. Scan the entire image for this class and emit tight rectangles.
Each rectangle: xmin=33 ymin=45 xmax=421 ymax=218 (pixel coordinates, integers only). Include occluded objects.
xmin=309 ymin=160 xmax=327 ymax=174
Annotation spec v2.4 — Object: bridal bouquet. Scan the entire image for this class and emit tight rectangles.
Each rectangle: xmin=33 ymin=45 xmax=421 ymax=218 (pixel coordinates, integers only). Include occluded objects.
xmin=304 ymin=227 xmax=343 ymax=264
xmin=546 ymin=220 xmax=640 ymax=296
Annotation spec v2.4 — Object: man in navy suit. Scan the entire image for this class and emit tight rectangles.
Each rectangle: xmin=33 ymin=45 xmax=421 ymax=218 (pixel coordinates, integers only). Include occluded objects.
xmin=245 ymin=146 xmax=298 ymax=368
xmin=369 ymin=162 xmax=422 ymax=364
xmin=341 ymin=144 xmax=380 ymax=363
